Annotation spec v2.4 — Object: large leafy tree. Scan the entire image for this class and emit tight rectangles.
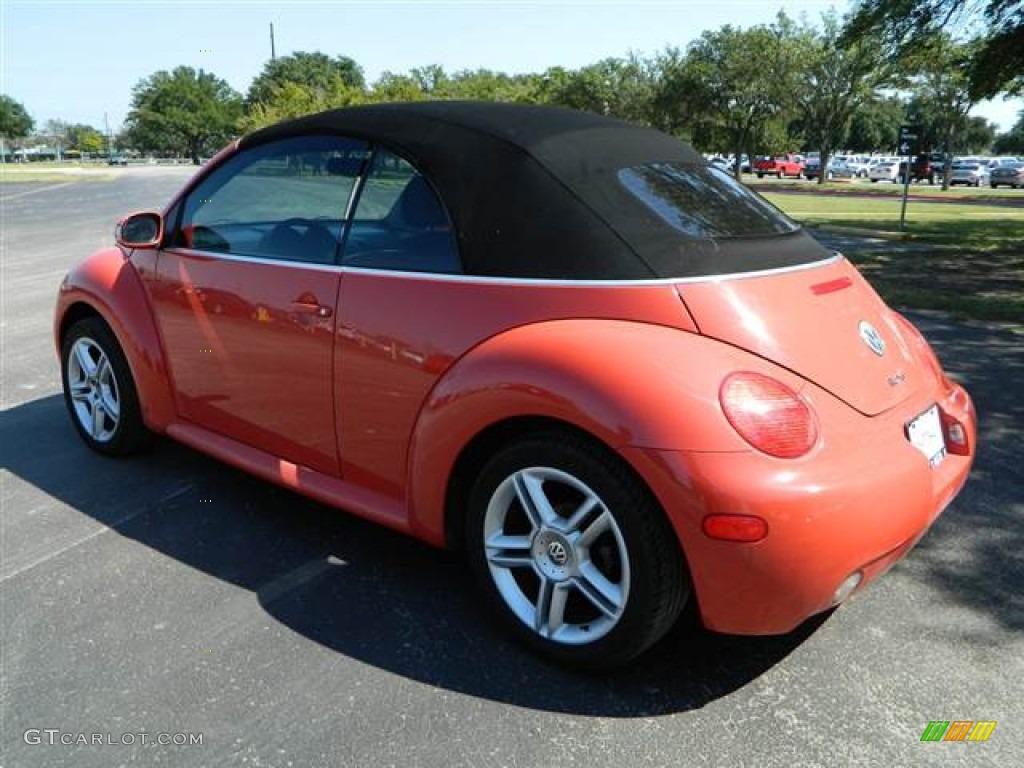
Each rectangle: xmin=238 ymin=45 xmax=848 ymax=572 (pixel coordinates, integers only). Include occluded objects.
xmin=843 ymin=0 xmax=1022 ymax=98
xmin=993 ymin=111 xmax=1024 ymax=153
xmin=903 ymin=34 xmax=981 ymax=188
xmin=846 ymin=96 xmax=907 ymax=152
xmin=240 ymin=79 xmax=362 ymax=132
xmin=795 ymin=12 xmax=894 ymax=184
xmin=125 ymin=67 xmax=242 ymax=163
xmin=247 ymin=52 xmax=365 ymax=106
xmin=67 ymin=124 xmax=106 ymax=154
xmin=1 ymin=95 xmax=33 ymax=141
xmin=540 ymin=56 xmax=658 ymax=125
xmin=664 ymin=16 xmax=807 ymax=177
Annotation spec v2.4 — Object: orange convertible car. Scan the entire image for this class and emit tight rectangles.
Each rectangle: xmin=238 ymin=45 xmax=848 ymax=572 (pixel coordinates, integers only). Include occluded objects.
xmin=55 ymin=103 xmax=975 ymax=666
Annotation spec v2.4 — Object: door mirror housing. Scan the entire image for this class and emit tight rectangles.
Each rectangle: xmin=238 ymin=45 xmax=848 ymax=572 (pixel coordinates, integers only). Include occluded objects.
xmin=115 ymin=211 xmax=163 ymax=250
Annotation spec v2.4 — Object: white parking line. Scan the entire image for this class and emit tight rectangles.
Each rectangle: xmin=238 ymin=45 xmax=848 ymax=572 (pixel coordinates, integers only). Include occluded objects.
xmin=0 ymin=182 xmax=76 ymax=201
xmin=0 ymin=483 xmax=195 ymax=584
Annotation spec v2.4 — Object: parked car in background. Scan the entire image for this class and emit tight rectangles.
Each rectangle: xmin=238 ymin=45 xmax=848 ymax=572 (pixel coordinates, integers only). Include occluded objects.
xmin=107 ymin=154 xmax=128 ymax=166
xmin=753 ymin=154 xmax=804 ymax=179
xmin=989 ymin=161 xmax=1024 ymax=188
xmin=52 ymin=102 xmax=976 ymax=668
xmin=804 ymin=157 xmax=857 ymax=181
xmin=868 ymin=160 xmax=901 ymax=183
xmin=709 ymin=156 xmax=734 ymax=172
xmin=950 ymin=161 xmax=990 ymax=187
xmin=843 ymin=156 xmax=871 ymax=178
xmin=898 ymin=154 xmax=936 ymax=184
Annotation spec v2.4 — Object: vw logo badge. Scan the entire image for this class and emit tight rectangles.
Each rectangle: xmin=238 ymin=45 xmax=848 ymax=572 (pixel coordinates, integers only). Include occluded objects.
xmin=859 ymin=320 xmax=885 ymax=356
xmin=547 ymin=540 xmax=569 ymax=566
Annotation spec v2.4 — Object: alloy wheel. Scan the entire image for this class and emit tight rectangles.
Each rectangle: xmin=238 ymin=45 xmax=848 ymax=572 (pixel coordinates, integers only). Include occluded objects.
xmin=67 ymin=337 xmax=121 ymax=443
xmin=482 ymin=466 xmax=630 ymax=644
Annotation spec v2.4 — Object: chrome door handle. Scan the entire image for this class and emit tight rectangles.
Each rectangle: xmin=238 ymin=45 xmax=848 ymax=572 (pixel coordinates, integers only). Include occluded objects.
xmin=291 ymin=301 xmax=333 ymax=318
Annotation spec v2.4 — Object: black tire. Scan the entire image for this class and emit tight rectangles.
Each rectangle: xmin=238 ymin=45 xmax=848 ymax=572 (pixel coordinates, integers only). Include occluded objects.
xmin=465 ymin=432 xmax=688 ymax=668
xmin=777 ymin=170 xmax=784 ymax=179
xmin=756 ymin=173 xmax=764 ymax=179
xmin=871 ymin=179 xmax=878 ymax=183
xmin=61 ymin=317 xmax=152 ymax=456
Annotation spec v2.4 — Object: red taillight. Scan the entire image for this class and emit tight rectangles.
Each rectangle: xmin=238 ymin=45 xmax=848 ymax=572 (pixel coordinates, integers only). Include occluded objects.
xmin=940 ymin=409 xmax=970 ymax=456
xmin=702 ymin=514 xmax=769 ymax=542
xmin=719 ymin=372 xmax=818 ymax=458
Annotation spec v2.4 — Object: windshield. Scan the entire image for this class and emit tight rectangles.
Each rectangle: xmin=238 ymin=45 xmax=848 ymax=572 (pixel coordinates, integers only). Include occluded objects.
xmin=618 ymin=163 xmax=800 ymax=239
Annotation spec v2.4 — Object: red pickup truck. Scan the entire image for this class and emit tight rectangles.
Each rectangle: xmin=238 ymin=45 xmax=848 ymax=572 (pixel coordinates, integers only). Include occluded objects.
xmin=754 ymin=154 xmax=805 ymax=179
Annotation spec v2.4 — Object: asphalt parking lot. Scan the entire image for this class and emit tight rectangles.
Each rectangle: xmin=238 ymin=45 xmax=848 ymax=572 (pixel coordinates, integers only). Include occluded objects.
xmin=2 ymin=170 xmax=1021 ymax=767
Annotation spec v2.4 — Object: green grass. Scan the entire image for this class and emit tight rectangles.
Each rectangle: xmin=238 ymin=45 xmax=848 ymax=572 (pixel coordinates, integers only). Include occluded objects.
xmin=763 ymin=192 xmax=1023 ymax=323
xmin=751 ymin=177 xmax=1024 ymax=202
xmin=846 ymin=250 xmax=1024 ymax=324
xmin=764 ymin=193 xmax=1024 ymax=251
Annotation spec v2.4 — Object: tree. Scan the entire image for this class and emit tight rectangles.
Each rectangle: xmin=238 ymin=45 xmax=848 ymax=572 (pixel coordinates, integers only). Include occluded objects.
xmin=795 ymin=12 xmax=893 ymax=184
xmin=665 ymin=17 xmax=807 ymax=178
xmin=369 ymin=71 xmax=427 ymax=102
xmin=546 ymin=56 xmax=658 ymax=124
xmin=125 ymin=67 xmax=242 ymax=163
xmin=240 ymin=80 xmax=362 ymax=132
xmin=843 ymin=0 xmax=1022 ymax=99
xmin=247 ymin=52 xmax=365 ymax=106
xmin=846 ymin=96 xmax=906 ymax=152
xmin=903 ymin=34 xmax=980 ymax=188
xmin=959 ymin=116 xmax=997 ymax=153
xmin=67 ymin=124 xmax=106 ymax=155
xmin=1 ymin=94 xmax=33 ymax=141
xmin=992 ymin=111 xmax=1024 ymax=154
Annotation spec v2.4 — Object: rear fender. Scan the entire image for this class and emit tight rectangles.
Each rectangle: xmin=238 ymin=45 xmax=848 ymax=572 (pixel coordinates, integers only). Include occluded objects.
xmin=406 ymin=318 xmax=783 ymax=544
xmin=55 ymin=247 xmax=175 ymax=431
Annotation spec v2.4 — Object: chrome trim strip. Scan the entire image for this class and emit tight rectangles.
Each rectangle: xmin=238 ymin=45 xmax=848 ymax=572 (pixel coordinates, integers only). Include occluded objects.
xmin=164 ymin=248 xmax=843 ymax=285
xmin=340 ymin=253 xmax=843 ymax=286
xmin=165 ymin=248 xmax=344 ymax=273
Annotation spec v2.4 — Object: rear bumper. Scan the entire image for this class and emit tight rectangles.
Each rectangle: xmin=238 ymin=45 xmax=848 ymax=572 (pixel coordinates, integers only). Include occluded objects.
xmin=624 ymin=380 xmax=975 ymax=635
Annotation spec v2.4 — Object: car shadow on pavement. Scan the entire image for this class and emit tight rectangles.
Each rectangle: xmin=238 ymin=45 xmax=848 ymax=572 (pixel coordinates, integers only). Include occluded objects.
xmin=897 ymin=312 xmax=1024 ymax=637
xmin=1 ymin=394 xmax=826 ymax=716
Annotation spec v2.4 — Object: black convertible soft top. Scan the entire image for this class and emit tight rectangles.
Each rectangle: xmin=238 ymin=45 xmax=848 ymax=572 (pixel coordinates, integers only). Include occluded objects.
xmin=244 ymin=102 xmax=830 ymax=280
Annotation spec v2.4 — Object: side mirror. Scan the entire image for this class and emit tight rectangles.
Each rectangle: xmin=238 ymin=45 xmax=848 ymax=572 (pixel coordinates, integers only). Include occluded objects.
xmin=115 ymin=211 xmax=163 ymax=250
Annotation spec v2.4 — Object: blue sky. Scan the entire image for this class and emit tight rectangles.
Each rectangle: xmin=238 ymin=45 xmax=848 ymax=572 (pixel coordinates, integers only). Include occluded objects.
xmin=2 ymin=0 xmax=1020 ymax=133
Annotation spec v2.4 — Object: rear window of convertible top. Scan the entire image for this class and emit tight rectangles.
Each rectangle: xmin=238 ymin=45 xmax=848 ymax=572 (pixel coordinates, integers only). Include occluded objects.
xmin=618 ymin=163 xmax=800 ymax=239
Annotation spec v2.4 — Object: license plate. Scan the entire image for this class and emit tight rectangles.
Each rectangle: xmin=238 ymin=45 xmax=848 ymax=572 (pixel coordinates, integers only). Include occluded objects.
xmin=907 ymin=404 xmax=946 ymax=467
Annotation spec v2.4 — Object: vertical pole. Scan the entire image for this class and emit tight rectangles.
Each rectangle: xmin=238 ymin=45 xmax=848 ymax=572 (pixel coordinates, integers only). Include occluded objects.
xmin=899 ymin=154 xmax=911 ymax=231
xmin=270 ymin=23 xmax=276 ymax=60
xmin=104 ymin=112 xmax=111 ymax=157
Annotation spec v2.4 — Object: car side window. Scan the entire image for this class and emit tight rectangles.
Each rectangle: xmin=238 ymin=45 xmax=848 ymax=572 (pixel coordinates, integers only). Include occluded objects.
xmin=343 ymin=149 xmax=461 ymax=274
xmin=172 ymin=136 xmax=370 ymax=265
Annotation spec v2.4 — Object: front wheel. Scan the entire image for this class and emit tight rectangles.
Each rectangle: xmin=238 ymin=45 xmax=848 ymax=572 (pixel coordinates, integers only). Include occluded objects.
xmin=466 ymin=433 xmax=688 ymax=668
xmin=61 ymin=317 xmax=152 ymax=456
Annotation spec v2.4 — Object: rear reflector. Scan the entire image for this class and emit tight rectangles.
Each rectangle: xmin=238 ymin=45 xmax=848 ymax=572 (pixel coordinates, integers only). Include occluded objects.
xmin=702 ymin=514 xmax=768 ymax=542
xmin=720 ymin=372 xmax=818 ymax=458
xmin=831 ymin=571 xmax=863 ymax=605
xmin=810 ymin=276 xmax=853 ymax=295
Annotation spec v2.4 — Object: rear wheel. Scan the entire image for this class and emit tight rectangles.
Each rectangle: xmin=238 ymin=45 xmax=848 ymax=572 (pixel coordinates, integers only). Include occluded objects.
xmin=61 ymin=317 xmax=152 ymax=456
xmin=466 ymin=433 xmax=688 ymax=668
